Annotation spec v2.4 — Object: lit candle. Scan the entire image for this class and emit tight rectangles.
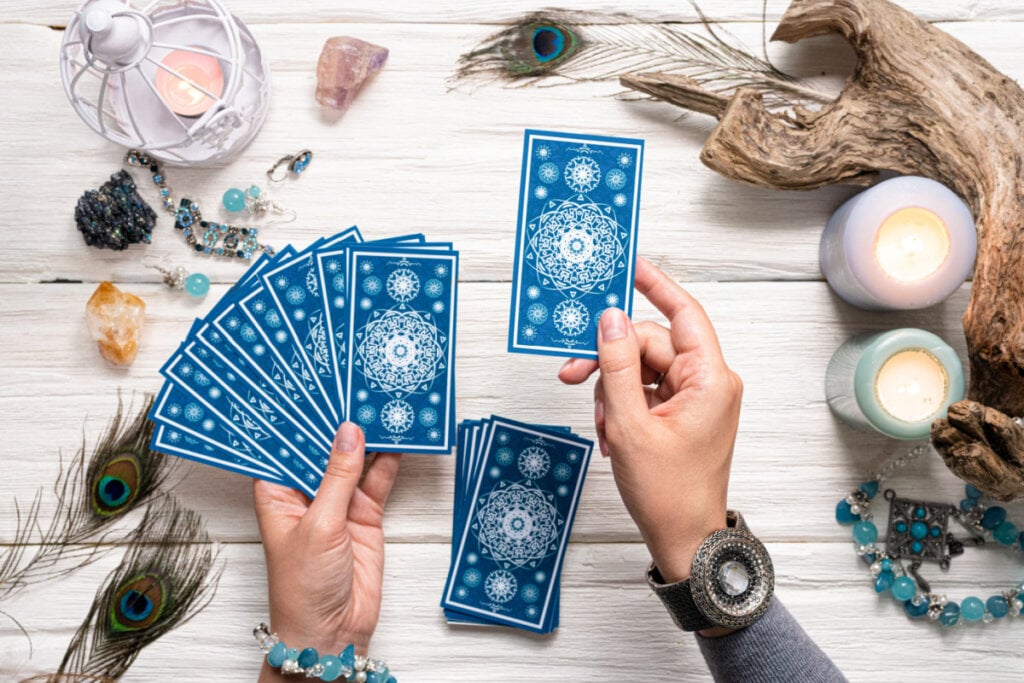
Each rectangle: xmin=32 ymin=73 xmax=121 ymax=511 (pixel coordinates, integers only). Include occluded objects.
xmin=825 ymin=328 xmax=965 ymax=440
xmin=820 ymin=176 xmax=976 ymax=310
xmin=154 ymin=49 xmax=224 ymax=118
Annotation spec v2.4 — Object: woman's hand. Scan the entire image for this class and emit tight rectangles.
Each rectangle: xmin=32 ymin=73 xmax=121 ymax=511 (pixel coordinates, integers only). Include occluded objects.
xmin=559 ymin=257 xmax=743 ymax=585
xmin=253 ymin=422 xmax=402 ymax=680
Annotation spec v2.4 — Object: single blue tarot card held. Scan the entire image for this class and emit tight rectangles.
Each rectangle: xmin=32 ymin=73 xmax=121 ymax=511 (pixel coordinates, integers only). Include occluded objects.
xmin=442 ymin=418 xmax=593 ymax=633
xmin=150 ymin=422 xmax=285 ymax=484
xmin=345 ymin=247 xmax=459 ymax=453
xmin=508 ymin=130 xmax=644 ymax=359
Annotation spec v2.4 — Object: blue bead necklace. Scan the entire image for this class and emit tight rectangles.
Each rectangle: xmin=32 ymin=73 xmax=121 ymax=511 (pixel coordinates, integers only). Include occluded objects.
xmin=836 ymin=441 xmax=1024 ymax=627
xmin=125 ymin=150 xmax=277 ymax=261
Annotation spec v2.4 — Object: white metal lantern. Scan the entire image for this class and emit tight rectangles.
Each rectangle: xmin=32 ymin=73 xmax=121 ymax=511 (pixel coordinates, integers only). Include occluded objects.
xmin=60 ymin=0 xmax=271 ymax=166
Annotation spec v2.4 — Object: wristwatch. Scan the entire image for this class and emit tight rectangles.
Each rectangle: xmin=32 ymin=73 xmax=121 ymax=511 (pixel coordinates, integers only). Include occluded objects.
xmin=647 ymin=510 xmax=774 ymax=631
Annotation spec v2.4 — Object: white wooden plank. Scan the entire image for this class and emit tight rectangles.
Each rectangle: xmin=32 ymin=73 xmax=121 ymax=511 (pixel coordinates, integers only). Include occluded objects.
xmin=3 ymin=280 xmax=1012 ymax=547
xmin=2 ymin=542 xmax=1022 ymax=682
xmin=3 ymin=19 xmax=1021 ymax=284
xmin=9 ymin=0 xmax=1024 ymax=27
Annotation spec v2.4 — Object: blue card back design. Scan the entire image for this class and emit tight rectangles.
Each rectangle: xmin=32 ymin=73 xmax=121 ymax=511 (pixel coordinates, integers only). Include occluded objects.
xmin=509 ymin=130 xmax=644 ymax=358
xmin=346 ymin=248 xmax=458 ymax=453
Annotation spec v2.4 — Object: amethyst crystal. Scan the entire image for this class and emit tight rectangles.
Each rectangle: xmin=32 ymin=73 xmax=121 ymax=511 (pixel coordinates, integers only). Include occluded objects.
xmin=315 ymin=36 xmax=389 ymax=111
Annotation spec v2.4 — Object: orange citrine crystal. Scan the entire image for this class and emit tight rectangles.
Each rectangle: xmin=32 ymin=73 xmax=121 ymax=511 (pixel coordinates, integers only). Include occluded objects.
xmin=86 ymin=281 xmax=146 ymax=366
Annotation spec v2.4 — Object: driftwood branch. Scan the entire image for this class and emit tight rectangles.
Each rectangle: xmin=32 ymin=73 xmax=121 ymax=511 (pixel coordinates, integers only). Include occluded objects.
xmin=622 ymin=0 xmax=1024 ymax=499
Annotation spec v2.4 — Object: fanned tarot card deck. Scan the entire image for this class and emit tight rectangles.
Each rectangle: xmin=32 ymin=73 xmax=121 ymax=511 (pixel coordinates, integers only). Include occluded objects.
xmin=509 ymin=130 xmax=644 ymax=359
xmin=150 ymin=228 xmax=459 ymax=495
xmin=441 ymin=416 xmax=593 ymax=634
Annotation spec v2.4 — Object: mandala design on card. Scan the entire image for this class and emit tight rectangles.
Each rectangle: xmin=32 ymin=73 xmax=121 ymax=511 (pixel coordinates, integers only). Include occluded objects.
xmin=553 ymin=462 xmax=572 ymax=482
xmin=355 ymin=309 xmax=446 ymax=394
xmin=529 ymin=199 xmax=625 ymax=296
xmin=605 ymin=167 xmax=627 ymax=190
xmin=386 ymin=268 xmax=420 ymax=302
xmin=356 ymin=404 xmax=377 ymax=425
xmin=424 ymin=278 xmax=444 ymax=298
xmin=517 ymin=446 xmax=550 ymax=479
xmin=552 ymin=300 xmax=590 ymax=336
xmin=305 ymin=314 xmax=331 ymax=375
xmin=520 ymin=583 xmax=540 ymax=603
xmin=463 ymin=568 xmax=482 ymax=587
xmin=564 ymin=156 xmax=601 ymax=193
xmin=474 ymin=482 xmax=561 ymax=568
xmin=495 ymin=447 xmax=515 ymax=466
xmin=538 ymin=162 xmax=560 ymax=184
xmin=484 ymin=570 xmax=518 ymax=604
xmin=526 ymin=303 xmax=548 ymax=325
xmin=380 ymin=399 xmax=415 ymax=434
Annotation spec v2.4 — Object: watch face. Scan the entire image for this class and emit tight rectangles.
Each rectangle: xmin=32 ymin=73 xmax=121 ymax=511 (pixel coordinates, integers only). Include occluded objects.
xmin=690 ymin=529 xmax=774 ymax=629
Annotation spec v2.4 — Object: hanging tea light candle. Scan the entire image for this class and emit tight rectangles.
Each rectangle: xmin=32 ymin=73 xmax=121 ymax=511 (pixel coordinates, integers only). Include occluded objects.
xmin=825 ymin=328 xmax=965 ymax=440
xmin=820 ymin=177 xmax=977 ymax=310
xmin=59 ymin=0 xmax=270 ymax=166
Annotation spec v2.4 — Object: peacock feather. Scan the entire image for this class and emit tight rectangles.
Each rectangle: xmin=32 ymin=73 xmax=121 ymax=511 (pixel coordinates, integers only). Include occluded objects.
xmin=453 ymin=6 xmax=830 ymax=109
xmin=0 ymin=394 xmax=173 ymax=599
xmin=50 ymin=500 xmax=220 ymax=680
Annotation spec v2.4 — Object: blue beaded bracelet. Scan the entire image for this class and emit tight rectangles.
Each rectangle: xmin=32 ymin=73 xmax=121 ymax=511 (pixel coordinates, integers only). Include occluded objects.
xmin=254 ymin=624 xmax=396 ymax=682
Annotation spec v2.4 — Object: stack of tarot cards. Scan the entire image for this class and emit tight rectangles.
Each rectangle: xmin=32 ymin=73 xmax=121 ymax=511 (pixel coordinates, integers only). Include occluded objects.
xmin=441 ymin=416 xmax=594 ymax=634
xmin=149 ymin=227 xmax=459 ymax=496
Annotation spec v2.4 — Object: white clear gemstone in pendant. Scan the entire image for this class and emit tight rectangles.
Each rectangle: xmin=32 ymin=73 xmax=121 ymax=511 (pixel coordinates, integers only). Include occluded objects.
xmin=718 ymin=560 xmax=750 ymax=596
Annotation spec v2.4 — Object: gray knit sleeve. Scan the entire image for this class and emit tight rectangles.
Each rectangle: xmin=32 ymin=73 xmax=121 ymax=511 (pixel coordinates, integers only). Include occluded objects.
xmin=695 ymin=599 xmax=847 ymax=682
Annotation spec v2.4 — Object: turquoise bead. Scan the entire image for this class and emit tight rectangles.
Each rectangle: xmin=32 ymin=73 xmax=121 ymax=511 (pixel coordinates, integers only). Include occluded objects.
xmin=222 ymin=188 xmax=246 ymax=212
xmin=939 ymin=603 xmax=960 ymax=627
xmin=982 ymin=506 xmax=1007 ymax=530
xmin=185 ymin=272 xmax=210 ymax=298
xmin=267 ymin=642 xmax=287 ymax=668
xmin=904 ymin=598 xmax=929 ymax=619
xmin=835 ymin=500 xmax=860 ymax=524
xmin=961 ymin=597 xmax=985 ymax=622
xmin=915 ymin=507 xmax=927 ymax=519
xmin=892 ymin=576 xmax=916 ymax=601
xmin=987 ymin=595 xmax=1009 ymax=619
xmin=298 ymin=647 xmax=319 ymax=668
xmin=859 ymin=481 xmax=879 ymax=499
xmin=910 ymin=521 xmax=928 ymax=540
xmin=911 ymin=541 xmax=923 ymax=554
xmin=880 ymin=558 xmax=892 ymax=571
xmin=339 ymin=644 xmax=355 ymax=669
xmin=387 ymin=678 xmax=397 ymax=683
xmin=960 ymin=498 xmax=977 ymax=512
xmin=874 ymin=570 xmax=894 ymax=593
xmin=248 ymin=185 xmax=261 ymax=198
xmin=319 ymin=654 xmax=342 ymax=681
xmin=994 ymin=521 xmax=1018 ymax=545
xmin=853 ymin=521 xmax=878 ymax=545
xmin=286 ymin=647 xmax=299 ymax=661
xmin=930 ymin=526 xmax=942 ymax=537
xmin=965 ymin=484 xmax=983 ymax=499
xmin=367 ymin=672 xmax=387 ymax=683
xmin=895 ymin=521 xmax=907 ymax=533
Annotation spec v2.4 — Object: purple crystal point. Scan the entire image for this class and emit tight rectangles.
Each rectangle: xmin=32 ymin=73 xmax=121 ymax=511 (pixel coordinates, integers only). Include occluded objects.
xmin=315 ymin=36 xmax=389 ymax=111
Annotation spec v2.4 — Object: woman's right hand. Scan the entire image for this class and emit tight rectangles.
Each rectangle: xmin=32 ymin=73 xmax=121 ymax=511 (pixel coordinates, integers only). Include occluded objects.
xmin=558 ymin=257 xmax=744 ymax=584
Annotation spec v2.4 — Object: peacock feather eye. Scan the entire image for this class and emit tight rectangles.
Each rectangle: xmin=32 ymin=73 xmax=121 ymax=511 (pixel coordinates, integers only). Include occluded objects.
xmin=110 ymin=573 xmax=165 ymax=632
xmin=502 ymin=21 xmax=579 ymax=76
xmin=93 ymin=453 xmax=142 ymax=517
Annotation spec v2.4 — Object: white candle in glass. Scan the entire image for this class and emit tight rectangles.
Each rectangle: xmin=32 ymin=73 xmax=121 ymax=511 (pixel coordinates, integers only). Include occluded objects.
xmin=820 ymin=176 xmax=976 ymax=310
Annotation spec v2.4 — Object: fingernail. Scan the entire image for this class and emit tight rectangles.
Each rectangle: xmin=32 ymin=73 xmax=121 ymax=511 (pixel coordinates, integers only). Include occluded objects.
xmin=334 ymin=421 xmax=359 ymax=452
xmin=600 ymin=308 xmax=627 ymax=341
xmin=560 ymin=358 xmax=576 ymax=374
xmin=594 ymin=398 xmax=605 ymax=427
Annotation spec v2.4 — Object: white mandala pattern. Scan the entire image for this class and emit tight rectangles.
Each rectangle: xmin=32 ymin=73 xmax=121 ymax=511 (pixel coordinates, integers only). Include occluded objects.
xmin=357 ymin=404 xmax=377 ymax=425
xmin=484 ymin=570 xmax=518 ymax=604
xmin=463 ymin=568 xmax=482 ymax=587
xmin=536 ymin=144 xmax=551 ymax=160
xmin=386 ymin=269 xmax=420 ymax=302
xmin=564 ymin=156 xmax=601 ymax=193
xmin=355 ymin=309 xmax=446 ymax=393
xmin=553 ymin=462 xmax=572 ymax=481
xmin=617 ymin=152 xmax=633 ymax=167
xmin=356 ymin=389 xmax=369 ymax=402
xmin=184 ymin=403 xmax=203 ymax=422
xmin=526 ymin=303 xmax=548 ymax=325
xmin=495 ymin=447 xmax=514 ymax=466
xmin=518 ymin=446 xmax=550 ymax=479
xmin=521 ymin=325 xmax=537 ymax=341
xmin=363 ymin=276 xmax=382 ymax=296
xmin=265 ymin=310 xmax=281 ymax=327
xmin=520 ymin=584 xmax=540 ymax=603
xmin=605 ymin=293 xmax=620 ymax=307
xmin=529 ymin=198 xmax=625 ymax=295
xmin=241 ymin=325 xmax=257 ymax=342
xmin=380 ymin=399 xmax=415 ymax=434
xmin=419 ymin=407 xmax=438 ymax=426
xmin=475 ymin=482 xmax=560 ymax=567
xmin=526 ymin=286 xmax=541 ymax=300
xmin=424 ymin=279 xmax=444 ymax=298
xmin=534 ymin=186 xmax=548 ymax=200
xmin=286 ymin=286 xmax=306 ymax=305
xmin=429 ymin=392 xmax=442 ymax=405
xmin=538 ymin=162 xmax=560 ymax=184
xmin=552 ymin=300 xmax=590 ymax=336
xmin=613 ymin=193 xmax=628 ymax=207
xmin=606 ymin=167 xmax=627 ymax=190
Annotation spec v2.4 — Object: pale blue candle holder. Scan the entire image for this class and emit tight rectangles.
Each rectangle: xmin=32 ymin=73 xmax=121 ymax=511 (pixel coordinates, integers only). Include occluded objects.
xmin=825 ymin=328 xmax=965 ymax=440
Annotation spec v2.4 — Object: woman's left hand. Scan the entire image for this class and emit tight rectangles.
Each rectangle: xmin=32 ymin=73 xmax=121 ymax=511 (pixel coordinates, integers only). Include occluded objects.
xmin=254 ymin=422 xmax=402 ymax=681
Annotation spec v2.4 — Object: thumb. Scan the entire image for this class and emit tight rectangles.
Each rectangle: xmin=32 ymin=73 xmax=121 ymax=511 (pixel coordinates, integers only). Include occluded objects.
xmin=596 ymin=308 xmax=648 ymax=431
xmin=309 ymin=421 xmax=365 ymax=521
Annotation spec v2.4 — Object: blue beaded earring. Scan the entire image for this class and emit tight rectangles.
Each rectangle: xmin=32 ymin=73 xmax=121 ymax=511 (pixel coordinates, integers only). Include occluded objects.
xmin=221 ymin=184 xmax=294 ymax=223
xmin=266 ymin=149 xmax=313 ymax=183
xmin=143 ymin=257 xmax=211 ymax=299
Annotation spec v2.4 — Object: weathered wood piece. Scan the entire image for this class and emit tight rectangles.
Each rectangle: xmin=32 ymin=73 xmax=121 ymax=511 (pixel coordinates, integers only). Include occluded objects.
xmin=621 ymin=0 xmax=1024 ymax=499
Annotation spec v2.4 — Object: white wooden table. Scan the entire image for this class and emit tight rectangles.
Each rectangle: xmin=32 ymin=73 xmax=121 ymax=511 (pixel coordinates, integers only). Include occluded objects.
xmin=2 ymin=1 xmax=1023 ymax=680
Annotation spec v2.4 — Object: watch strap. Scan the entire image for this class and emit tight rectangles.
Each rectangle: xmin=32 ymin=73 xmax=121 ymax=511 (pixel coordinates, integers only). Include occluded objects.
xmin=646 ymin=511 xmax=749 ymax=632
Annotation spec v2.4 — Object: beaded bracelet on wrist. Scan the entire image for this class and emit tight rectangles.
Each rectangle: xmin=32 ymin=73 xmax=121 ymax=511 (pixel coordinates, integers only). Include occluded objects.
xmin=254 ymin=624 xmax=396 ymax=682
xmin=835 ymin=441 xmax=1024 ymax=627
xmin=125 ymin=150 xmax=276 ymax=261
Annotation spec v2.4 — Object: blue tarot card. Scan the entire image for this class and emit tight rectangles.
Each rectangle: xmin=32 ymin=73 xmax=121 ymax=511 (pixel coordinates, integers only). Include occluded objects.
xmin=508 ymin=130 xmax=644 ymax=359
xmin=345 ymin=247 xmax=459 ymax=453
xmin=442 ymin=418 xmax=592 ymax=633
xmin=149 ymin=381 xmax=282 ymax=479
xmin=261 ymin=228 xmax=364 ymax=424
xmin=150 ymin=422 xmax=285 ymax=484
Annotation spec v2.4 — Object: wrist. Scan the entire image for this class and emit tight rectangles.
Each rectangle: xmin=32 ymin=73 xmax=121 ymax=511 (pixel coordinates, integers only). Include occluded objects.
xmin=645 ymin=511 xmax=728 ymax=584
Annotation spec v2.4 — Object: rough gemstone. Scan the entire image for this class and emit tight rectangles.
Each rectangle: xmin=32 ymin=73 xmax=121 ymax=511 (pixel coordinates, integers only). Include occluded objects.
xmin=86 ymin=282 xmax=145 ymax=366
xmin=874 ymin=570 xmax=894 ymax=593
xmin=297 ymin=647 xmax=319 ymax=668
xmin=339 ymin=644 xmax=355 ymax=669
xmin=316 ymin=36 xmax=389 ymax=111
